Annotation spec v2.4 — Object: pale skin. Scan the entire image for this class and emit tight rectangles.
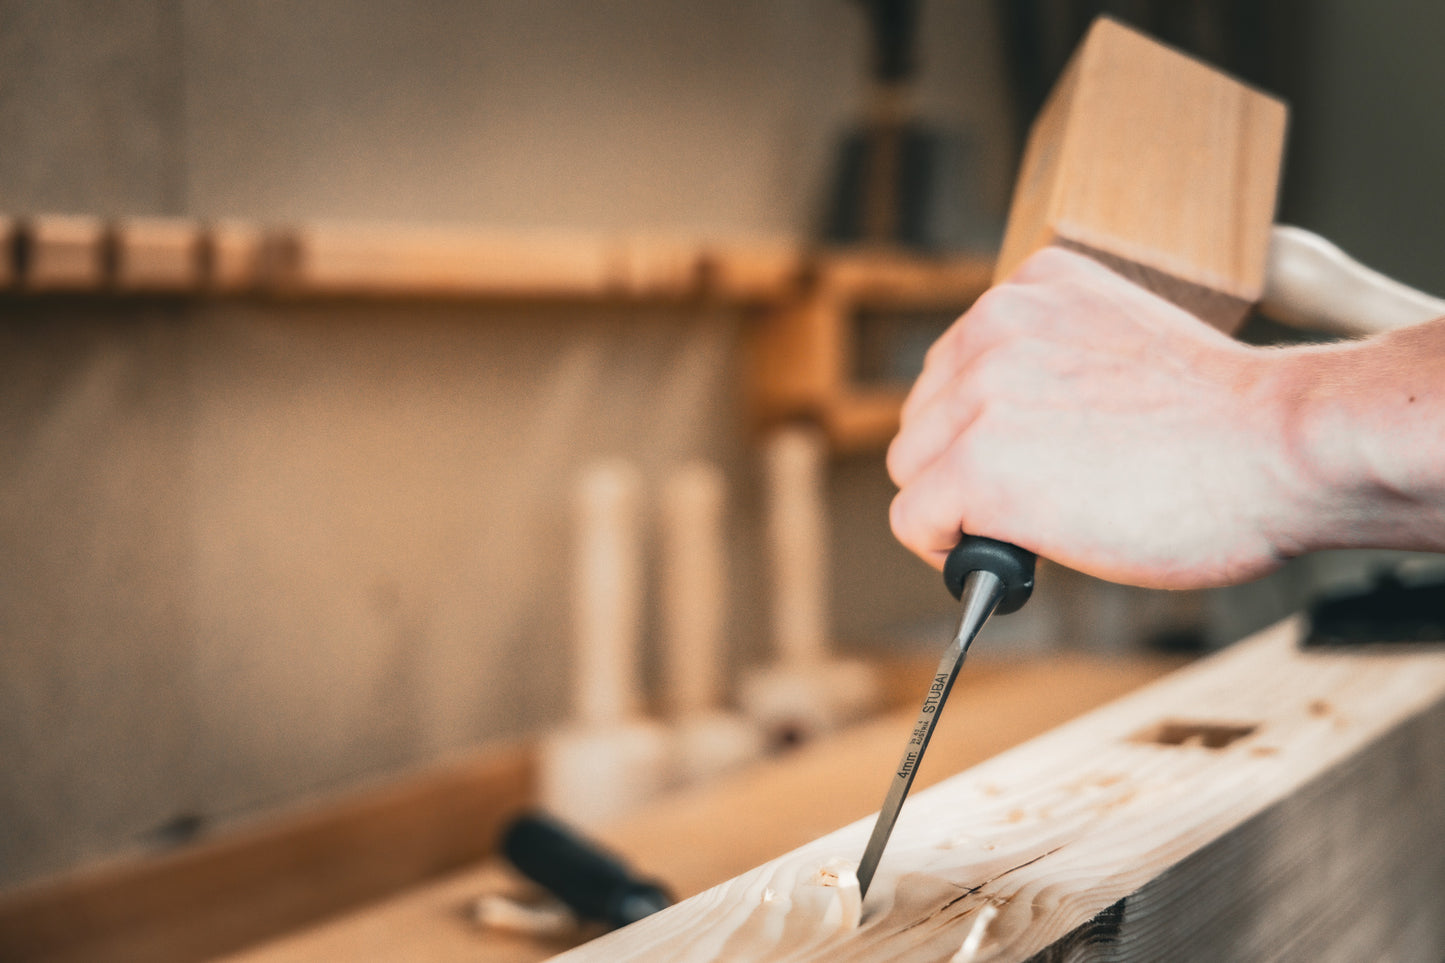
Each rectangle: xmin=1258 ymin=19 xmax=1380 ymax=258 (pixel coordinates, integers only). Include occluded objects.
xmin=887 ymin=247 xmax=1445 ymax=590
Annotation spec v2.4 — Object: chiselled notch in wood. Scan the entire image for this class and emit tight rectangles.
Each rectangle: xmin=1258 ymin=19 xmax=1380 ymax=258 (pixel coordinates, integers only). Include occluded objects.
xmin=1131 ymin=720 xmax=1257 ymax=750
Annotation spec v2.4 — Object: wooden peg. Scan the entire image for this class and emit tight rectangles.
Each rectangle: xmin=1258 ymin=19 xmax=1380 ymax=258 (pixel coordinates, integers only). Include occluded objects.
xmin=661 ymin=462 xmax=765 ymax=784
xmin=542 ymin=459 xmax=669 ymax=828
xmin=741 ymin=426 xmax=878 ymax=743
xmin=573 ymin=459 xmax=647 ymax=728
xmin=19 ymin=214 xmax=106 ymax=290
xmin=661 ymin=462 xmax=729 ymax=719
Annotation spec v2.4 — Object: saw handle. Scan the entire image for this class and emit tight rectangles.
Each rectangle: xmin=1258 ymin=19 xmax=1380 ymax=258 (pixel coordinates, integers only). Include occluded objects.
xmin=943 ymin=536 xmax=1035 ymax=614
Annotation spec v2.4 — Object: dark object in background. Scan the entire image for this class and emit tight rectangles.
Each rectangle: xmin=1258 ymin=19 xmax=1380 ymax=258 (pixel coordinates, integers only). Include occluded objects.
xmin=993 ymin=0 xmax=1310 ymax=213
xmin=501 ymin=811 xmax=673 ymax=930
xmin=826 ymin=123 xmax=944 ymax=250
xmin=1144 ymin=625 xmax=1212 ymax=655
xmin=824 ymin=0 xmax=987 ymax=252
xmin=1303 ymin=570 xmax=1445 ymax=647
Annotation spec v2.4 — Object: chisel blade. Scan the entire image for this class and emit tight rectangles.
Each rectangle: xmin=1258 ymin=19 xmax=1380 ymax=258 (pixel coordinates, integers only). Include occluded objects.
xmin=856 ymin=569 xmax=1005 ymax=901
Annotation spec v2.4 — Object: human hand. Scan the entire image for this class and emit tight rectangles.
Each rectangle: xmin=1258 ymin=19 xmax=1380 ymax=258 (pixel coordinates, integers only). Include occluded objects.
xmin=887 ymin=247 xmax=1313 ymax=590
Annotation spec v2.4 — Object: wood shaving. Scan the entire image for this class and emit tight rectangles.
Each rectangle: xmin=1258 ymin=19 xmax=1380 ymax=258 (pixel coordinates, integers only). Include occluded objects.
xmin=949 ymin=903 xmax=999 ymax=963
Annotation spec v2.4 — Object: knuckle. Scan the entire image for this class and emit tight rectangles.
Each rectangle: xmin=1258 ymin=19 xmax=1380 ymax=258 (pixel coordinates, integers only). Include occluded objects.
xmin=888 ymin=491 xmax=916 ymax=545
xmin=885 ymin=435 xmax=909 ymax=487
xmin=962 ymin=346 xmax=1013 ymax=397
xmin=921 ymin=322 xmax=963 ymax=372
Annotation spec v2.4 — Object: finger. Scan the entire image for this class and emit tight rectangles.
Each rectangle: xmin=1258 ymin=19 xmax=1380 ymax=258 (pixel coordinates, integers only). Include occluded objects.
xmin=899 ymin=311 xmax=973 ymax=430
xmin=888 ymin=435 xmax=995 ymax=571
xmin=899 ymin=285 xmax=1021 ymax=428
xmin=887 ymin=353 xmax=989 ymax=489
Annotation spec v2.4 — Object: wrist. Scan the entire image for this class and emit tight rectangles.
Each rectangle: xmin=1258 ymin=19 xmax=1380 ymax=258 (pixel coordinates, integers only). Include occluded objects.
xmin=1274 ymin=332 xmax=1445 ymax=554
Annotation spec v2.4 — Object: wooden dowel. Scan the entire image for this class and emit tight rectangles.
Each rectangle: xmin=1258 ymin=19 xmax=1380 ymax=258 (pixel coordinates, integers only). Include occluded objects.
xmin=765 ymin=425 xmax=829 ymax=672
xmin=661 ymin=461 xmax=728 ymax=718
xmin=574 ymin=459 xmax=646 ymax=728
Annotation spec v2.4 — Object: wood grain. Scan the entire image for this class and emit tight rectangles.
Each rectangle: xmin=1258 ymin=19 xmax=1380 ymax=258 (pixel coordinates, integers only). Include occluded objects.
xmin=995 ymin=17 xmax=1287 ymax=332
xmin=550 ymin=621 xmax=1445 ymax=961
xmin=0 ymin=743 xmax=535 ymax=963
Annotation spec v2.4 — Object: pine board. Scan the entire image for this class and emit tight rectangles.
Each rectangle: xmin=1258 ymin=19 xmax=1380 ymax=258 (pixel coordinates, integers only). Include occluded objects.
xmin=551 ymin=621 xmax=1445 ymax=961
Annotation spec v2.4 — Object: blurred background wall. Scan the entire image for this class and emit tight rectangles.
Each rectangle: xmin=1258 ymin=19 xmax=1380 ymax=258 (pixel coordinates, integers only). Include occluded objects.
xmin=2 ymin=0 xmax=1442 ymax=893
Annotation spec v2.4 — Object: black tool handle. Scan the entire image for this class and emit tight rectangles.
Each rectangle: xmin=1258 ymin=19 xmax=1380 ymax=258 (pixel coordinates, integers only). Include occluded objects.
xmin=502 ymin=812 xmax=673 ymax=930
xmin=943 ymin=535 xmax=1035 ymax=614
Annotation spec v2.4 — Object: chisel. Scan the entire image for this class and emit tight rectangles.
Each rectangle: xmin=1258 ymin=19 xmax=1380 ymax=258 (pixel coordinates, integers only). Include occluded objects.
xmin=856 ymin=535 xmax=1036 ymax=901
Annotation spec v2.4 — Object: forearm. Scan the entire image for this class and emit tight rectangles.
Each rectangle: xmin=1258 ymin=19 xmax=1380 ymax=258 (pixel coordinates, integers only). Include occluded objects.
xmin=1280 ymin=315 xmax=1445 ymax=554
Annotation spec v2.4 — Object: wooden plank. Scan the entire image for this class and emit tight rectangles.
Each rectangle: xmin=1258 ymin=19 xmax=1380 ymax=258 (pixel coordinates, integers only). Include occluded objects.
xmin=220 ymin=655 xmax=1179 ymax=963
xmin=112 ymin=216 xmax=204 ymax=291
xmin=19 ymin=214 xmax=107 ymax=290
xmin=995 ymin=17 xmax=1287 ymax=331
xmin=549 ymin=621 xmax=1445 ymax=961
xmin=0 ymin=743 xmax=535 ymax=963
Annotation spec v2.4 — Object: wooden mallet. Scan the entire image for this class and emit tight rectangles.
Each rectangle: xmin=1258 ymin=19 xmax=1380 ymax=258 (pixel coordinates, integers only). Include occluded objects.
xmin=997 ymin=16 xmax=1443 ymax=336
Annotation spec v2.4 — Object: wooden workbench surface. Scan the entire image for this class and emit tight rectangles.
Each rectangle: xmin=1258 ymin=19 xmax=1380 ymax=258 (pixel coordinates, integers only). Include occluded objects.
xmin=224 ymin=654 xmax=1180 ymax=963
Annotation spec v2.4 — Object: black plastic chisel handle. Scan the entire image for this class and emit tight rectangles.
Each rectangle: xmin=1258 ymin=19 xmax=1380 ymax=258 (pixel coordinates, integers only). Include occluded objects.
xmin=942 ymin=535 xmax=1036 ymax=615
xmin=502 ymin=811 xmax=673 ymax=930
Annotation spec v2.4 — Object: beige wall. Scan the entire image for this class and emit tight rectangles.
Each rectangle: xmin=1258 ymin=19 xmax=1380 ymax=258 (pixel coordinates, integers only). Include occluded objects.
xmin=0 ymin=0 xmax=1019 ymax=889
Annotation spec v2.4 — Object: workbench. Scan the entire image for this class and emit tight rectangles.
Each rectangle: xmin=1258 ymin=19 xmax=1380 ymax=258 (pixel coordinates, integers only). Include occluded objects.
xmin=220 ymin=655 xmax=1177 ymax=962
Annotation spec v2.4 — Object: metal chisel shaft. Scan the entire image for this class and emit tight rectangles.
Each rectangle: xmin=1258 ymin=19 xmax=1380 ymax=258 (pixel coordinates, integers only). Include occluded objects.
xmin=856 ymin=568 xmax=1005 ymax=899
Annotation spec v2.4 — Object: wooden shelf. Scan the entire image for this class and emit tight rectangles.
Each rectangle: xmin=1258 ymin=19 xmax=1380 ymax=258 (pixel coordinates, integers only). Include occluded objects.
xmin=3 ymin=212 xmax=993 ymax=451
xmin=1 ymin=214 xmax=808 ymax=304
xmin=746 ymin=249 xmax=994 ymax=452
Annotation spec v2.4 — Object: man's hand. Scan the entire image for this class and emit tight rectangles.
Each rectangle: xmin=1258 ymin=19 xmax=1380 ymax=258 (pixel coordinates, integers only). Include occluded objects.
xmin=888 ymin=247 xmax=1351 ymax=590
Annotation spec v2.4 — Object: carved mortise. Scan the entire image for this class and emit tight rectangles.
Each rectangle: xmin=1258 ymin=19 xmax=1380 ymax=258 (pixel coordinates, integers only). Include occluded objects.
xmin=1131 ymin=720 xmax=1258 ymax=750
